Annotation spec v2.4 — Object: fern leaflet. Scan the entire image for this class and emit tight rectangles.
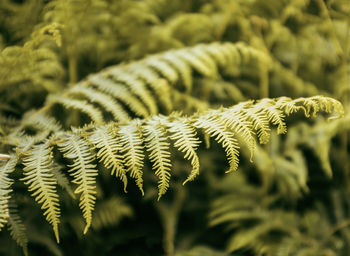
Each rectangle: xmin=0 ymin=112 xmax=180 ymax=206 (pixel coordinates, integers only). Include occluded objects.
xmin=58 ymin=132 xmax=98 ymax=234
xmin=117 ymin=121 xmax=145 ymax=195
xmin=89 ymin=126 xmax=128 ymax=192
xmin=167 ymin=117 xmax=201 ymax=184
xmin=143 ymin=117 xmax=172 ymax=200
xmin=0 ymin=156 xmax=16 ymax=231
xmin=22 ymin=140 xmax=61 ymax=243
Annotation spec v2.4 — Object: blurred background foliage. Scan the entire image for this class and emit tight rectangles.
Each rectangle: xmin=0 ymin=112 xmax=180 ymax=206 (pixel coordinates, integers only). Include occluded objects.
xmin=0 ymin=0 xmax=349 ymax=255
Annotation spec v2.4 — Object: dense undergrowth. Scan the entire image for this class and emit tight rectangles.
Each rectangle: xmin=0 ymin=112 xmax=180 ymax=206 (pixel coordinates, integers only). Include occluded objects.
xmin=0 ymin=0 xmax=349 ymax=255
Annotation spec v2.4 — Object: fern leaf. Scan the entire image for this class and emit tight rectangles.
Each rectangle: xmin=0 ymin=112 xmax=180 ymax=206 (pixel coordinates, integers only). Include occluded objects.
xmin=257 ymin=98 xmax=287 ymax=134
xmin=89 ymin=126 xmax=128 ymax=192
xmin=7 ymin=203 xmax=28 ymax=256
xmin=107 ymin=68 xmax=158 ymax=115
xmin=167 ymin=118 xmax=201 ymax=184
xmin=162 ymin=51 xmax=193 ymax=93
xmin=194 ymin=113 xmax=240 ymax=173
xmin=220 ymin=42 xmax=241 ymax=66
xmin=143 ymin=117 xmax=172 ymax=200
xmin=277 ymin=96 xmax=344 ymax=119
xmin=128 ymin=65 xmax=173 ymax=113
xmin=69 ymin=85 xmax=130 ymax=123
xmin=244 ymin=101 xmax=272 ymax=144
xmin=118 ymin=122 xmax=145 ymax=195
xmin=0 ymin=156 xmax=16 ymax=231
xmin=175 ymin=49 xmax=215 ymax=78
xmin=88 ymin=75 xmax=150 ymax=118
xmin=58 ymin=133 xmax=98 ymax=234
xmin=235 ymin=42 xmax=271 ymax=66
xmin=203 ymin=43 xmax=229 ymax=67
xmin=220 ymin=103 xmax=256 ymax=161
xmin=21 ymin=111 xmax=62 ymax=133
xmin=47 ymin=95 xmax=104 ymax=125
xmin=144 ymin=57 xmax=179 ymax=84
xmin=191 ymin=46 xmax=219 ymax=76
xmin=22 ymin=140 xmax=61 ymax=243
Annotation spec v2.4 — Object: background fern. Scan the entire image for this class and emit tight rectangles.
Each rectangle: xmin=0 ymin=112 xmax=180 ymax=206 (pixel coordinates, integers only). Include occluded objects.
xmin=0 ymin=0 xmax=349 ymax=255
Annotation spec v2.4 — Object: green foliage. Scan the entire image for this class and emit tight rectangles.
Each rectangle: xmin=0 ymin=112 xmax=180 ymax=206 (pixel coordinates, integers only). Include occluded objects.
xmin=0 ymin=0 xmax=349 ymax=255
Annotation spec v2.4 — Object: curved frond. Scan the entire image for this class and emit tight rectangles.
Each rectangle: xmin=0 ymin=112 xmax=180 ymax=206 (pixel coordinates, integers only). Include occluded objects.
xmin=144 ymin=57 xmax=179 ymax=85
xmin=167 ymin=118 xmax=201 ymax=184
xmin=175 ymin=48 xmax=217 ymax=78
xmin=22 ymin=140 xmax=60 ymax=243
xmin=0 ymin=156 xmax=17 ymax=230
xmin=89 ymin=126 xmax=128 ymax=192
xmin=58 ymin=133 xmax=98 ymax=234
xmin=47 ymin=95 xmax=104 ymax=125
xmin=118 ymin=122 xmax=145 ymax=195
xmin=257 ymin=98 xmax=287 ymax=134
xmin=220 ymin=103 xmax=256 ymax=160
xmin=107 ymin=68 xmax=158 ymax=115
xmin=69 ymin=85 xmax=130 ymax=123
xmin=194 ymin=113 xmax=240 ymax=173
xmin=20 ymin=111 xmax=62 ymax=133
xmin=143 ymin=117 xmax=172 ymax=200
xmin=88 ymin=75 xmax=150 ymax=118
xmin=161 ymin=51 xmax=193 ymax=92
xmin=127 ymin=65 xmax=173 ymax=113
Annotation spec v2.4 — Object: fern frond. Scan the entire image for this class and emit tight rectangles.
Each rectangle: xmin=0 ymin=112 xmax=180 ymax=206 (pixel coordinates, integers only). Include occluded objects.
xmin=257 ymin=98 xmax=287 ymax=134
xmin=175 ymin=48 xmax=217 ymax=78
xmin=167 ymin=118 xmax=201 ymax=184
xmin=69 ymin=85 xmax=130 ymax=123
xmin=22 ymin=140 xmax=61 ymax=243
xmin=127 ymin=65 xmax=173 ymax=112
xmin=57 ymin=132 xmax=98 ymax=234
xmin=203 ymin=43 xmax=230 ymax=67
xmin=144 ymin=57 xmax=179 ymax=85
xmin=47 ymin=95 xmax=104 ymax=125
xmin=161 ymin=51 xmax=193 ymax=92
xmin=25 ymin=42 xmax=273 ymax=129
xmin=143 ymin=117 xmax=172 ymax=200
xmin=89 ymin=126 xmax=128 ymax=192
xmin=88 ymin=75 xmax=150 ymax=118
xmin=107 ymin=68 xmax=158 ymax=115
xmin=118 ymin=122 xmax=145 ymax=195
xmin=20 ymin=111 xmax=62 ymax=133
xmin=220 ymin=102 xmax=256 ymax=160
xmin=278 ymin=96 xmax=344 ymax=119
xmin=194 ymin=113 xmax=240 ymax=173
xmin=7 ymin=203 xmax=28 ymax=256
xmin=0 ymin=156 xmax=16 ymax=231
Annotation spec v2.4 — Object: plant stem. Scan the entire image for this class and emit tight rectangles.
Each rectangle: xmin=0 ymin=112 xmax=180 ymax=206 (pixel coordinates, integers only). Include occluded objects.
xmin=155 ymin=183 xmax=186 ymax=256
xmin=68 ymin=51 xmax=78 ymax=85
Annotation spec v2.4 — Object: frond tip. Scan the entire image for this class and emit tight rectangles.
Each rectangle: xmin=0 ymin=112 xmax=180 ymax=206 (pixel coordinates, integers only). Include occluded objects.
xmin=167 ymin=117 xmax=201 ymax=184
xmin=22 ymin=140 xmax=61 ymax=243
xmin=0 ymin=157 xmax=17 ymax=231
xmin=58 ymin=132 xmax=98 ymax=234
xmin=144 ymin=117 xmax=172 ymax=200
xmin=90 ymin=126 xmax=128 ymax=192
